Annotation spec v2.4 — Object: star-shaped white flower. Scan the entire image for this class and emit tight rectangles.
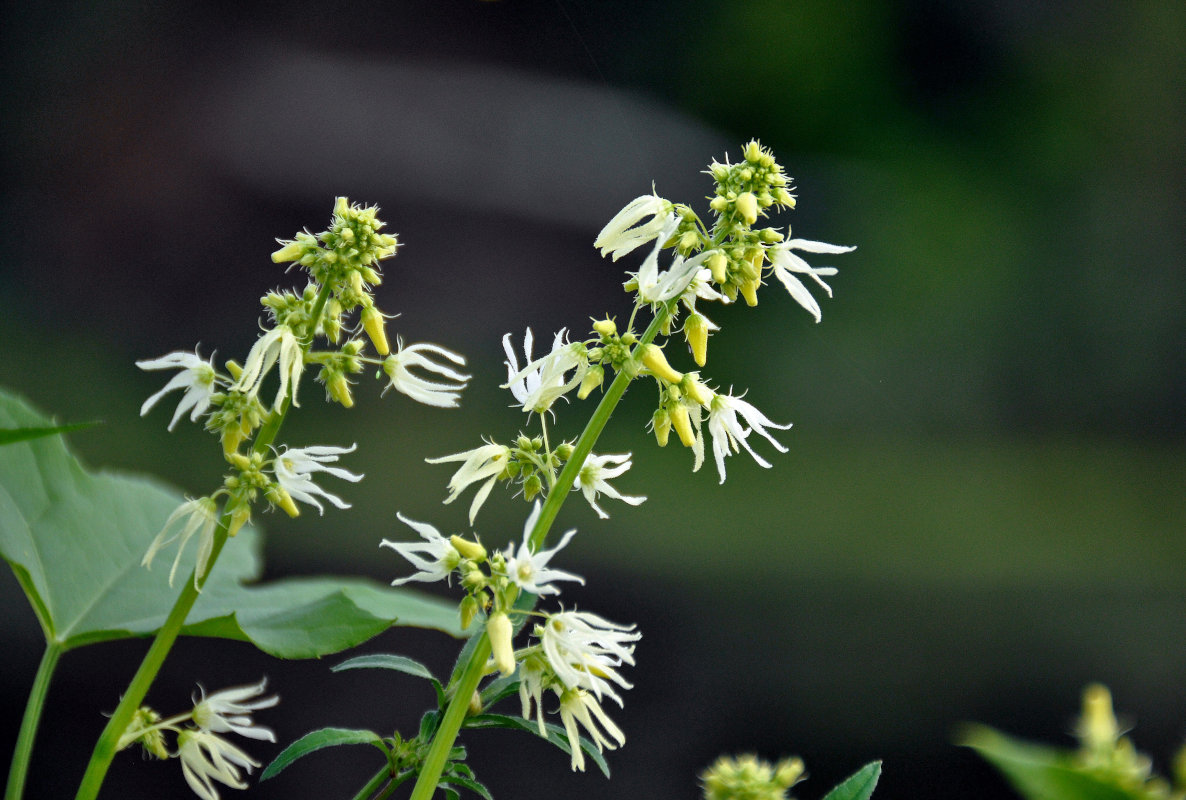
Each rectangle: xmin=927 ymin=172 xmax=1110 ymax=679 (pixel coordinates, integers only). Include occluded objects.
xmin=381 ymin=514 xmax=462 ymax=585
xmin=235 ymin=324 xmax=304 ymax=409
xmin=142 ymin=496 xmax=219 ymax=589
xmin=768 ymin=238 xmax=855 ymax=323
xmin=594 ymin=193 xmax=674 ymax=261
xmin=557 ymin=687 xmax=627 ymax=772
xmin=137 ymin=350 xmax=221 ymax=431
xmin=425 ymin=440 xmax=511 ymax=524
xmin=381 ymin=340 xmax=470 ymax=408
xmin=191 ymin=679 xmax=278 ymax=743
xmin=502 ymin=502 xmax=584 ymax=596
xmin=629 ymin=217 xmax=708 ymax=305
xmin=502 ymin=328 xmax=587 ymax=416
xmin=704 ymin=392 xmax=792 ymax=484
xmin=272 ymin=444 xmax=363 ymax=515
xmin=541 ymin=609 xmax=639 ymax=705
xmin=574 ymin=452 xmax=646 ymax=519
xmin=176 ymin=729 xmax=259 ymax=800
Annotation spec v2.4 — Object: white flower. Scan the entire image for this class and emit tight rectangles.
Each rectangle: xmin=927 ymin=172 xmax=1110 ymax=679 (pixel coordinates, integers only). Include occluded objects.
xmin=137 ymin=350 xmax=221 ymax=430
xmin=425 ymin=440 xmax=512 ymax=524
xmin=518 ymin=653 xmax=551 ymax=736
xmin=575 ymin=453 xmax=646 ymax=519
xmin=558 ymin=687 xmax=626 ymax=772
xmin=381 ymin=514 xmax=461 ymax=585
xmin=502 ymin=502 xmax=584 ymax=596
xmin=176 ymin=729 xmax=259 ymax=800
xmin=541 ymin=609 xmax=639 ymax=705
xmin=502 ymin=328 xmax=588 ymax=415
xmin=681 ymin=266 xmax=730 ymax=317
xmin=191 ymin=679 xmax=278 ymax=743
xmin=704 ymin=392 xmax=792 ymax=484
xmin=235 ymin=324 xmax=304 ymax=409
xmin=142 ymin=496 xmax=219 ymax=589
xmin=768 ymin=238 xmax=855 ymax=323
xmin=631 ymin=216 xmax=709 ymax=305
xmin=272 ymin=444 xmax=363 ymax=515
xmin=594 ymin=193 xmax=674 ymax=261
xmin=382 ymin=340 xmax=470 ymax=408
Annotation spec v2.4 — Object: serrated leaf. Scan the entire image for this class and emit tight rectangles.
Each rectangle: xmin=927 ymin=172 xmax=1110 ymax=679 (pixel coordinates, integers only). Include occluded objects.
xmin=332 ymin=653 xmax=445 ymax=707
xmin=959 ymin=724 xmax=1141 ymax=800
xmin=260 ymin=727 xmax=387 ymax=780
xmin=439 ymin=770 xmax=494 ymax=800
xmin=0 ymin=387 xmax=462 ymax=656
xmin=463 ymin=713 xmax=611 ymax=778
xmin=821 ymin=761 xmax=882 ymax=800
xmin=0 ymin=421 xmax=98 ymax=446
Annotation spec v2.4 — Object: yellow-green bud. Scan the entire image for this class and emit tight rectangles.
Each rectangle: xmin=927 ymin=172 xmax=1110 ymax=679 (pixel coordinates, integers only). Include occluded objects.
xmin=578 ymin=364 xmax=605 ymax=400
xmin=555 ymin=442 xmax=575 ymax=461
xmin=228 ymin=452 xmax=252 ymax=472
xmin=225 ymin=360 xmax=243 ymax=381
xmin=735 ymin=192 xmax=759 ymax=226
xmin=461 ymin=564 xmax=487 ymax=592
xmin=759 ymin=227 xmax=783 ymax=244
xmin=350 ymin=269 xmax=365 ymax=296
xmin=227 ymin=504 xmax=251 ymax=538
xmin=222 ymin=427 xmax=244 ymax=456
xmin=707 ymin=251 xmax=729 ymax=284
xmin=468 ymin=689 xmax=483 ymax=717
xmin=523 ymin=473 xmax=543 ymax=501
xmin=652 ymin=407 xmax=671 ymax=447
xmin=271 ymin=240 xmax=306 ymax=263
xmin=592 ymin=317 xmax=617 ymax=338
xmin=777 ymin=187 xmax=796 ymax=208
xmin=450 ymin=535 xmax=487 ymax=563
xmin=360 ymin=306 xmax=390 ymax=356
xmin=327 ymin=372 xmax=354 ymax=408
xmin=639 ymin=343 xmax=683 ymax=384
xmin=118 ymin=707 xmax=169 ymax=759
xmin=1078 ymin=684 xmax=1120 ymax=752
xmin=324 ymin=299 xmax=343 ymax=343
xmin=682 ymin=374 xmax=714 ymax=408
xmin=684 ymin=314 xmax=709 ymax=367
xmin=360 ymin=265 xmax=382 ymax=285
xmin=274 ymin=487 xmax=300 ymax=518
xmin=459 ymin=595 xmax=479 ymax=631
xmin=774 ymin=757 xmax=806 ymax=788
xmin=487 ymin=612 xmax=516 ymax=676
xmin=744 ymin=140 xmax=763 ymax=163
xmin=709 ymin=196 xmax=729 ymax=213
xmin=669 ymin=402 xmax=695 ymax=448
xmin=678 ymin=230 xmax=700 ymax=251
xmin=740 ymin=277 xmax=760 ymax=307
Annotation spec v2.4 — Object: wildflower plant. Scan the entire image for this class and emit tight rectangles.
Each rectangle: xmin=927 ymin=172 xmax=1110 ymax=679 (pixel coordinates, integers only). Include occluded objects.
xmin=0 ymin=143 xmax=881 ymax=800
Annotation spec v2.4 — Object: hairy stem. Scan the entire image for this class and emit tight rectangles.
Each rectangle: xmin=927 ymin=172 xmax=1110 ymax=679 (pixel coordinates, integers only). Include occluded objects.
xmin=5 ymin=643 xmax=61 ymax=800
xmin=406 ymin=302 xmax=672 ymax=800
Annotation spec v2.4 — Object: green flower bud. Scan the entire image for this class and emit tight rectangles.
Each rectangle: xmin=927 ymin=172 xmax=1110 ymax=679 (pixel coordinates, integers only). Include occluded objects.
xmin=652 ymin=407 xmax=671 ymax=447
xmin=450 ymin=535 xmax=487 ymax=563
xmin=735 ymin=192 xmax=759 ymax=226
xmin=523 ymin=473 xmax=543 ymax=501
xmin=487 ymin=612 xmax=515 ymax=677
xmin=578 ymin=364 xmax=605 ymax=400
xmin=592 ymin=317 xmax=617 ymax=338
xmin=459 ymin=595 xmax=479 ymax=631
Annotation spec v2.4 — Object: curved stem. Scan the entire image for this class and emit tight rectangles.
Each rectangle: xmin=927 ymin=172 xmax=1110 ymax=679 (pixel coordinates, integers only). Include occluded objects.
xmin=406 ymin=302 xmax=673 ymax=800
xmin=349 ymin=765 xmax=390 ymax=800
xmin=5 ymin=643 xmax=62 ymax=800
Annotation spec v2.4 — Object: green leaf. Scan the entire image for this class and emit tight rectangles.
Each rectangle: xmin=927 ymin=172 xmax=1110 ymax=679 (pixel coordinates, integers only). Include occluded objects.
xmin=0 ymin=421 xmax=99 ymax=446
xmin=959 ymin=724 xmax=1141 ymax=800
xmin=821 ymin=761 xmax=882 ymax=800
xmin=478 ymin=675 xmax=520 ymax=708
xmin=439 ymin=770 xmax=494 ymax=800
xmin=463 ymin=713 xmax=611 ymax=778
xmin=260 ymin=727 xmax=387 ymax=780
xmin=333 ymin=653 xmax=446 ymax=707
xmin=0 ymin=387 xmax=462 ymax=656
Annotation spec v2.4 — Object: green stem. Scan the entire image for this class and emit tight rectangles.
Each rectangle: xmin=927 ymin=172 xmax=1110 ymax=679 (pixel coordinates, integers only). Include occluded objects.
xmin=5 ymin=643 xmax=62 ymax=800
xmin=406 ymin=302 xmax=673 ymax=800
xmin=350 ymin=766 xmax=390 ymax=800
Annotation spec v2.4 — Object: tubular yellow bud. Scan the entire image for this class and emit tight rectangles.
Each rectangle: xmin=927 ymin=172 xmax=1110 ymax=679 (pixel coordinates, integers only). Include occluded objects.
xmin=744 ymin=140 xmax=763 ymax=163
xmin=487 ymin=612 xmax=516 ymax=676
xmin=577 ymin=364 xmax=605 ymax=400
xmin=275 ymin=488 xmax=300 ymax=518
xmin=271 ymin=240 xmax=305 ymax=263
xmin=775 ymin=757 xmax=806 ymax=788
xmin=683 ymin=314 xmax=709 ymax=367
xmin=327 ymin=372 xmax=354 ymax=408
xmin=678 ymin=230 xmax=699 ymax=251
xmin=349 ymin=270 xmax=364 ymax=296
xmin=450 ymin=535 xmax=487 ymax=563
xmin=360 ymin=266 xmax=381 ymax=285
xmin=228 ymin=452 xmax=252 ymax=472
xmin=708 ymin=251 xmax=729 ymax=284
xmin=735 ymin=192 xmax=759 ymax=226
xmin=740 ymin=278 xmax=760 ymax=307
xmin=669 ymin=402 xmax=695 ymax=447
xmin=225 ymin=360 xmax=243 ymax=381
xmin=592 ymin=317 xmax=617 ymax=338
xmin=681 ymin=375 xmax=714 ymax=408
xmin=639 ymin=344 xmax=683 ymax=384
xmin=360 ymin=306 xmax=390 ymax=356
xmin=222 ymin=427 xmax=244 ymax=456
xmin=759 ymin=227 xmax=784 ymax=244
xmin=652 ymin=408 xmax=671 ymax=447
xmin=1078 ymin=684 xmax=1120 ymax=751
xmin=324 ymin=299 xmax=343 ymax=343
xmin=459 ymin=595 xmax=478 ymax=631
xmin=709 ymin=195 xmax=728 ymax=213
xmin=227 ymin=505 xmax=251 ymax=538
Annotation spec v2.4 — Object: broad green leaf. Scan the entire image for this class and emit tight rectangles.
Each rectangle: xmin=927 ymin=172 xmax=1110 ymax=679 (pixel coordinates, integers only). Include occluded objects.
xmin=332 ymin=653 xmax=445 ymax=707
xmin=0 ymin=421 xmax=98 ymax=446
xmin=0 ymin=387 xmax=462 ymax=656
xmin=959 ymin=724 xmax=1140 ymax=800
xmin=821 ymin=761 xmax=882 ymax=800
xmin=260 ymin=727 xmax=387 ymax=780
xmin=463 ymin=713 xmax=611 ymax=778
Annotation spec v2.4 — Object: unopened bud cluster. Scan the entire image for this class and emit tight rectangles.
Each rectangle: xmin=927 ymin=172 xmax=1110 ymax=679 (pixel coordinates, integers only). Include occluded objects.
xmin=701 ymin=753 xmax=807 ymax=800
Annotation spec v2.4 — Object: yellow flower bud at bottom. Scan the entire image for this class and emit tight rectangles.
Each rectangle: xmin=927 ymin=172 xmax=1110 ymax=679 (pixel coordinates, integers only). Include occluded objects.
xmin=684 ymin=314 xmax=709 ymax=367
xmin=459 ymin=595 xmax=479 ymax=630
xmin=740 ymin=278 xmax=760 ymax=307
xmin=639 ymin=344 xmax=684 ymax=384
xmin=361 ymin=306 xmax=390 ymax=357
xmin=327 ymin=372 xmax=354 ymax=408
xmin=669 ymin=403 xmax=696 ymax=448
xmin=487 ymin=612 xmax=515 ymax=676
xmin=227 ymin=505 xmax=251 ymax=538
xmin=274 ymin=488 xmax=300 ymax=518
xmin=652 ymin=408 xmax=672 ymax=447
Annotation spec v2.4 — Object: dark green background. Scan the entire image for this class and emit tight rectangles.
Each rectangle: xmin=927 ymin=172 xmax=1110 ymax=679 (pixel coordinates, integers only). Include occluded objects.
xmin=2 ymin=2 xmax=1184 ymax=798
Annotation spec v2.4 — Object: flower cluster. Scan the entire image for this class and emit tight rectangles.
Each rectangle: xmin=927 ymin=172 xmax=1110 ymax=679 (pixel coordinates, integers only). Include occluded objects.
xmin=135 ymin=199 xmax=468 ymax=585
xmin=382 ymin=503 xmax=639 ymax=771
xmin=700 ymin=753 xmax=807 ymax=800
xmin=118 ymin=680 xmax=277 ymax=800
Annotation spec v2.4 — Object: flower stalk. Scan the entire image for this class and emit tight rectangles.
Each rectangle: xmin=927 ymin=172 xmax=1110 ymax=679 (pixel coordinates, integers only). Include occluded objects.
xmin=5 ymin=643 xmax=61 ymax=800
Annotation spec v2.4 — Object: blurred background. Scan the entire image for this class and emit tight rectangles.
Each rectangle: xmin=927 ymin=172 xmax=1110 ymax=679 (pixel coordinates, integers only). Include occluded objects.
xmin=2 ymin=1 xmax=1184 ymax=798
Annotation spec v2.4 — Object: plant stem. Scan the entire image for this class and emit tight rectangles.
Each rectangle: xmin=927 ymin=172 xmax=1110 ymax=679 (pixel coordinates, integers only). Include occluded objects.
xmin=5 ymin=643 xmax=62 ymax=800
xmin=406 ymin=302 xmax=672 ymax=800
xmin=350 ymin=765 xmax=391 ymax=800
